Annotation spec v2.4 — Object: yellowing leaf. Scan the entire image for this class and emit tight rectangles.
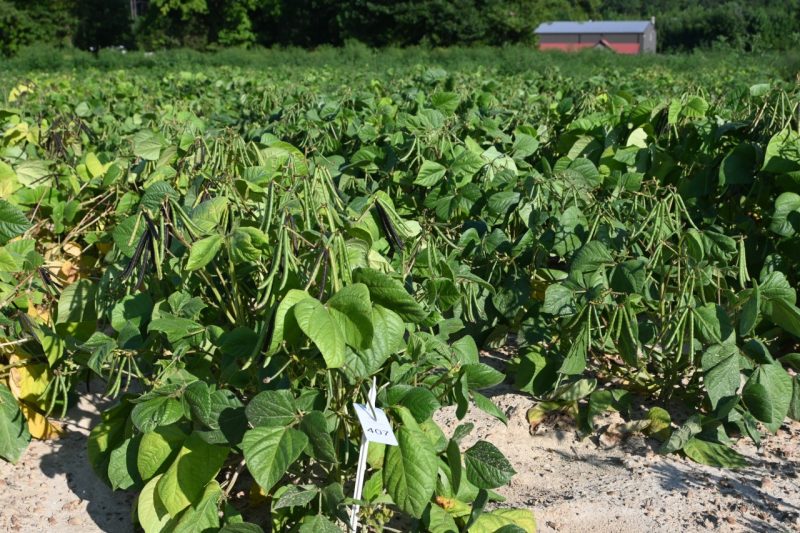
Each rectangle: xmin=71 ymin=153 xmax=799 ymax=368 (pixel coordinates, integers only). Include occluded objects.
xmin=63 ymin=242 xmax=82 ymax=257
xmin=8 ymin=354 xmax=52 ymax=408
xmin=8 ymin=83 xmax=34 ymax=103
xmin=0 ymin=161 xmax=19 ymax=199
xmin=26 ymin=300 xmax=50 ymax=324
xmin=20 ymin=403 xmax=63 ymax=440
xmin=86 ymin=153 xmax=108 ymax=178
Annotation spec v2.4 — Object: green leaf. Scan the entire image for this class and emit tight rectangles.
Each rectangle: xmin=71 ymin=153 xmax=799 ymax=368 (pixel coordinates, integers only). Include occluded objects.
xmin=186 ymin=234 xmax=224 ymax=271
xmin=138 ymin=475 xmax=171 ymax=533
xmin=137 ymin=425 xmax=187 ymax=481
xmin=139 ymin=182 xmax=178 ymax=212
xmin=570 ymin=241 xmax=612 ymax=275
xmin=451 ymin=147 xmax=484 ymax=179
xmin=719 ymin=143 xmax=756 ymax=186
xmin=274 ymin=486 xmax=319 ymax=510
xmin=108 ymin=437 xmax=141 ymax=490
xmin=0 ymin=383 xmax=30 ymax=463
xmin=472 ymin=391 xmax=508 ymax=424
xmin=462 ymin=363 xmax=505 ymax=390
xmin=626 ymin=127 xmax=648 ymax=148
xmin=0 ymin=199 xmax=30 ymax=245
xmin=610 ymin=259 xmax=647 ymax=294
xmin=299 ymin=411 xmax=337 ymax=464
xmin=743 ymin=363 xmax=793 ymax=432
xmin=683 ymin=96 xmax=709 ymax=118
xmin=464 ymin=440 xmax=516 ymax=489
xmin=191 ymin=197 xmax=228 ymax=235
xmin=171 ymin=481 xmax=222 ymax=533
xmin=390 ymin=386 xmax=441 ymax=423
xmin=565 ymin=158 xmax=600 ymax=188
xmin=88 ymin=400 xmax=133 ymax=485
xmin=762 ymin=129 xmax=800 ymax=174
xmin=132 ymin=396 xmax=184 ymax=433
xmin=345 ymin=305 xmax=406 ymax=379
xmin=682 ymin=438 xmax=747 ymax=469
xmin=148 ymin=314 xmax=204 ymax=343
xmin=789 ymin=377 xmax=800 ymax=421
xmin=243 ymin=426 xmax=308 ymax=493
xmin=430 ymin=91 xmax=460 ymax=113
xmin=760 ymin=271 xmax=796 ymax=306
xmin=231 ymin=226 xmax=268 ymax=263
xmin=0 ymin=160 xmax=19 ymax=198
xmin=693 ymin=303 xmax=733 ymax=344
xmin=268 ymin=289 xmax=311 ymax=354
xmin=156 ymin=432 xmax=230 ymax=516
xmin=0 ymin=246 xmax=18 ymax=272
xmin=739 ymin=285 xmax=760 ymax=337
xmin=220 ymin=524 xmax=264 ymax=533
xmin=487 ymin=191 xmax=520 ymax=216
xmin=415 ymin=160 xmax=447 ymax=187
xmin=750 ymin=83 xmax=771 ymax=97
xmin=186 ymin=386 xmax=246 ymax=446
xmin=293 ymin=298 xmax=346 ymax=368
xmin=14 ymin=160 xmax=52 ymax=187
xmin=559 ymin=320 xmax=589 ymax=375
xmin=542 ymin=284 xmax=575 ymax=316
xmin=112 ymin=215 xmax=146 ymax=257
xmin=645 ymin=407 xmax=672 ymax=441
xmin=423 ymin=503 xmax=459 ymax=533
xmin=780 ymin=353 xmax=800 ymax=372
xmin=353 ymin=268 xmax=427 ymax=323
xmin=701 ymin=344 xmax=740 ymax=409
xmin=769 ymin=298 xmax=800 ymax=338
xmin=133 ymin=130 xmax=166 ymax=161
xmin=111 ymin=292 xmax=153 ymax=332
xmin=470 ymin=509 xmax=536 ymax=533
xmin=327 ymin=283 xmax=373 ymax=349
xmin=660 ymin=415 xmax=702 ymax=454
xmin=513 ymin=133 xmax=539 ymax=158
xmin=769 ymin=192 xmax=800 ymax=237
xmin=384 ymin=409 xmax=437 ymax=518
xmin=246 ymin=390 xmax=297 ymax=427
xmin=451 ymin=335 xmax=479 ymax=365
xmin=446 ymin=439 xmax=463 ymax=495
xmin=56 ymin=279 xmax=97 ymax=326
xmin=297 ymin=515 xmax=340 ymax=533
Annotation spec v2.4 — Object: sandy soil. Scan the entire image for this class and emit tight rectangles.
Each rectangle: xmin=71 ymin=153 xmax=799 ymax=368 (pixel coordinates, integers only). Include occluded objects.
xmin=434 ymin=381 xmax=800 ymax=533
xmin=1 ymin=372 xmax=799 ymax=532
xmin=0 ymin=387 xmax=134 ymax=533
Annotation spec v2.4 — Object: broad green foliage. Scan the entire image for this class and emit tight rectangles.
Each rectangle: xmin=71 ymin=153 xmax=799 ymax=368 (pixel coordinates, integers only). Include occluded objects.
xmin=0 ymin=51 xmax=798 ymax=530
xmin=0 ymin=383 xmax=30 ymax=463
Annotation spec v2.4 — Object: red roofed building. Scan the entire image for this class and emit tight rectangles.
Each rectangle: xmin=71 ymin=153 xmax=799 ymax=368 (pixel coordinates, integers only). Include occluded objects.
xmin=534 ymin=20 xmax=657 ymax=54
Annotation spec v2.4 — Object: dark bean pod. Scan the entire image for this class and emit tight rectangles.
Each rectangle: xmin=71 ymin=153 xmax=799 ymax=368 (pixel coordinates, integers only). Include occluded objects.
xmin=38 ymin=267 xmax=62 ymax=293
xmin=133 ymin=245 xmax=151 ymax=292
xmin=318 ymin=248 xmax=329 ymax=300
xmin=375 ymin=201 xmax=404 ymax=254
xmin=119 ymin=228 xmax=151 ymax=282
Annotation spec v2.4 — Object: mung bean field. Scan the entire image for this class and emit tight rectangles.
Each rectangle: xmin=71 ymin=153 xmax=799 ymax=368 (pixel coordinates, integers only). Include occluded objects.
xmin=1 ymin=47 xmax=799 ymax=532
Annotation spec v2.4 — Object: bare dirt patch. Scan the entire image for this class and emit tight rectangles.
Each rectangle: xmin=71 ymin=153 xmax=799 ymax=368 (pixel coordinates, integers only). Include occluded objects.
xmin=0 ymin=386 xmax=134 ymax=533
xmin=434 ymin=381 xmax=800 ymax=532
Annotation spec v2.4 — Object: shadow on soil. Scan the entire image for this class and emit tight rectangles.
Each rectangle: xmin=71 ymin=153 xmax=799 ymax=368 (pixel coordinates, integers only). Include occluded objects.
xmin=650 ymin=459 xmax=800 ymax=533
xmin=37 ymin=384 xmax=134 ymax=532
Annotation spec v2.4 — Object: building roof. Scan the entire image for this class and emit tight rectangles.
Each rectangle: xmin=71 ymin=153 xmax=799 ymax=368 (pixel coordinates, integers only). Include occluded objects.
xmin=535 ymin=21 xmax=652 ymax=34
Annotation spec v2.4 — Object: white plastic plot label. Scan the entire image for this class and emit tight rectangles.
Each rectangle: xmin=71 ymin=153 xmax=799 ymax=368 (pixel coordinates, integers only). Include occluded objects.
xmin=352 ymin=403 xmax=398 ymax=446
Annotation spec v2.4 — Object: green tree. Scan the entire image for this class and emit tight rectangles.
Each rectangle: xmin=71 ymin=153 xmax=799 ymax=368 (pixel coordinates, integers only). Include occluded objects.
xmin=74 ymin=0 xmax=133 ymax=52
xmin=0 ymin=1 xmax=32 ymax=57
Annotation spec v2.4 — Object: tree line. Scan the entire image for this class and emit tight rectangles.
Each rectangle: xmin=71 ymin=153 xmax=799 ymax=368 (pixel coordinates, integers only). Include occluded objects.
xmin=2 ymin=0 xmax=799 ymax=56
